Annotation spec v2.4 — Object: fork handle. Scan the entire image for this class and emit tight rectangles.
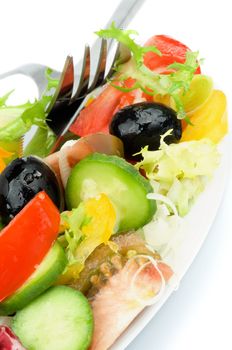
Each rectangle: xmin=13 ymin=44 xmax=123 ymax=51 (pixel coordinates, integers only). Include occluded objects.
xmin=104 ymin=0 xmax=146 ymax=30
xmin=73 ymin=0 xmax=146 ymax=73
xmin=92 ymin=0 xmax=146 ymax=53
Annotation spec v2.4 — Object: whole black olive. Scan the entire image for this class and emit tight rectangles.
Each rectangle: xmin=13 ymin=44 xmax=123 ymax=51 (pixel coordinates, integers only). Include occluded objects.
xmin=110 ymin=102 xmax=182 ymax=159
xmin=0 ymin=156 xmax=63 ymax=223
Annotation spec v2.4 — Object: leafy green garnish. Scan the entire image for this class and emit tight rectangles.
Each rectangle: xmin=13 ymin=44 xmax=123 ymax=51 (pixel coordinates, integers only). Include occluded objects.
xmin=97 ymin=23 xmax=201 ymax=120
xmin=60 ymin=204 xmax=91 ymax=265
xmin=0 ymin=69 xmax=59 ymax=156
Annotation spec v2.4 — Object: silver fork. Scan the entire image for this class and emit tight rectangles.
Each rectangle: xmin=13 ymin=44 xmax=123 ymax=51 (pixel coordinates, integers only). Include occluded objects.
xmin=0 ymin=0 xmax=145 ymax=146
xmin=0 ymin=0 xmax=145 ymax=98
xmin=45 ymin=40 xmax=131 ymax=137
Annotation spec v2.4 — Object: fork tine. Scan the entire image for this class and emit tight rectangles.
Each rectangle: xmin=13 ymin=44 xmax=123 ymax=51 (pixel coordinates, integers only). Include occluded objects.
xmin=71 ymin=45 xmax=90 ymax=101
xmin=47 ymin=40 xmax=131 ymax=138
xmin=87 ymin=38 xmax=108 ymax=92
xmin=104 ymin=42 xmax=131 ymax=83
xmin=103 ymin=42 xmax=120 ymax=83
xmin=46 ymin=56 xmax=74 ymax=134
xmin=46 ymin=55 xmax=74 ymax=114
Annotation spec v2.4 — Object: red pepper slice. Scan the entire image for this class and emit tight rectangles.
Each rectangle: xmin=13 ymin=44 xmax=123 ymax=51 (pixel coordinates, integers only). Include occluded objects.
xmin=144 ymin=34 xmax=201 ymax=74
xmin=0 ymin=191 xmax=60 ymax=302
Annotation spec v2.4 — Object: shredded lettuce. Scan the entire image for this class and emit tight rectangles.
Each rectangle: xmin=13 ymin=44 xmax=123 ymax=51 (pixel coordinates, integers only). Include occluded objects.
xmin=96 ymin=23 xmax=201 ymax=120
xmin=143 ymin=203 xmax=180 ymax=247
xmin=142 ymin=200 xmax=183 ymax=263
xmin=135 ymin=131 xmax=220 ymax=216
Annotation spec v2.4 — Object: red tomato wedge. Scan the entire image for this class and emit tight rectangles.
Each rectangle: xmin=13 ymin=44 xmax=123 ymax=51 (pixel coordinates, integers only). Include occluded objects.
xmin=69 ymin=84 xmax=125 ymax=137
xmin=69 ymin=79 xmax=143 ymax=137
xmin=0 ymin=191 xmax=60 ymax=302
xmin=144 ymin=34 xmax=201 ymax=74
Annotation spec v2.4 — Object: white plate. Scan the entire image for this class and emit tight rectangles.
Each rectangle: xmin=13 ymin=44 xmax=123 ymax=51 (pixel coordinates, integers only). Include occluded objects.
xmin=111 ymin=138 xmax=229 ymax=350
xmin=0 ymin=77 xmax=229 ymax=350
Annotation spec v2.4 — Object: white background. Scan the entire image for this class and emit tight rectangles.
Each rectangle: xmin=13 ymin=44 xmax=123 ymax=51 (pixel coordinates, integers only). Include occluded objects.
xmin=0 ymin=0 xmax=232 ymax=349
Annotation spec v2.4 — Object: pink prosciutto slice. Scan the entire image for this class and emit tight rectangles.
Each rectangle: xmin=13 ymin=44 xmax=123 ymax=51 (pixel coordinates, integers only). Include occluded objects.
xmin=90 ymin=255 xmax=173 ymax=350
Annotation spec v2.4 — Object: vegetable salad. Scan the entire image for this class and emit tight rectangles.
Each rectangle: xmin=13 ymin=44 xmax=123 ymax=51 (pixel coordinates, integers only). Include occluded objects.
xmin=0 ymin=25 xmax=228 ymax=350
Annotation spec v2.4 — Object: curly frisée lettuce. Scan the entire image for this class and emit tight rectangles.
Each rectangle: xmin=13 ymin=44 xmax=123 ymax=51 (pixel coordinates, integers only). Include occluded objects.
xmin=96 ymin=23 xmax=201 ymax=120
xmin=135 ymin=131 xmax=220 ymax=216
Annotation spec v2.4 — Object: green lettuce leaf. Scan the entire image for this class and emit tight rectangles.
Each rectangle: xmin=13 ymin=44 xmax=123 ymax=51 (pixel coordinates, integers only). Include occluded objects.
xmin=0 ymin=70 xmax=58 ymax=156
xmin=135 ymin=131 xmax=220 ymax=216
xmin=0 ymin=90 xmax=14 ymax=107
xmin=23 ymin=126 xmax=56 ymax=158
xmin=0 ymin=101 xmax=46 ymax=141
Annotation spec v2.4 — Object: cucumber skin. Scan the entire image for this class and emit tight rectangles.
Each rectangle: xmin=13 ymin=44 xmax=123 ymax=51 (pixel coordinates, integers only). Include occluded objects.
xmin=66 ymin=153 xmax=156 ymax=231
xmin=0 ymin=242 xmax=67 ymax=316
xmin=12 ymin=286 xmax=93 ymax=350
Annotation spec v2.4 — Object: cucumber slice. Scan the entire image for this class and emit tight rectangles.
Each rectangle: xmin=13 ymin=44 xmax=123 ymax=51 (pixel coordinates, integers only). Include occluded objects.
xmin=12 ymin=286 xmax=93 ymax=350
xmin=65 ymin=153 xmax=156 ymax=231
xmin=0 ymin=242 xmax=67 ymax=315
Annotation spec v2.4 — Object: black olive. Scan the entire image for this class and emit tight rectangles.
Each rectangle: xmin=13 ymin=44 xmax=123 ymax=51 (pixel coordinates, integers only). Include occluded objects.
xmin=0 ymin=156 xmax=63 ymax=223
xmin=110 ymin=102 xmax=182 ymax=159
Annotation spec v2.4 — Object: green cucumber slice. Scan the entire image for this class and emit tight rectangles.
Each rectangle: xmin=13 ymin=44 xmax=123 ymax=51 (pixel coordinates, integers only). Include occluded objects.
xmin=12 ymin=286 xmax=93 ymax=350
xmin=65 ymin=153 xmax=156 ymax=231
xmin=0 ymin=242 xmax=67 ymax=315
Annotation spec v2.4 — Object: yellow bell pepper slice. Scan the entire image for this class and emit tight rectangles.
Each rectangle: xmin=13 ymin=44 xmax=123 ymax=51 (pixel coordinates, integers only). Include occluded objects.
xmin=75 ymin=193 xmax=116 ymax=271
xmin=0 ymin=147 xmax=13 ymax=172
xmin=181 ymin=90 xmax=228 ymax=143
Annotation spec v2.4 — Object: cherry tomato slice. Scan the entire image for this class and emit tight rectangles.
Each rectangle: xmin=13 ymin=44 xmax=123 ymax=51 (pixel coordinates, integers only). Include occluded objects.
xmin=69 ymin=79 xmax=141 ymax=137
xmin=69 ymin=85 xmax=124 ymax=137
xmin=0 ymin=191 xmax=60 ymax=302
